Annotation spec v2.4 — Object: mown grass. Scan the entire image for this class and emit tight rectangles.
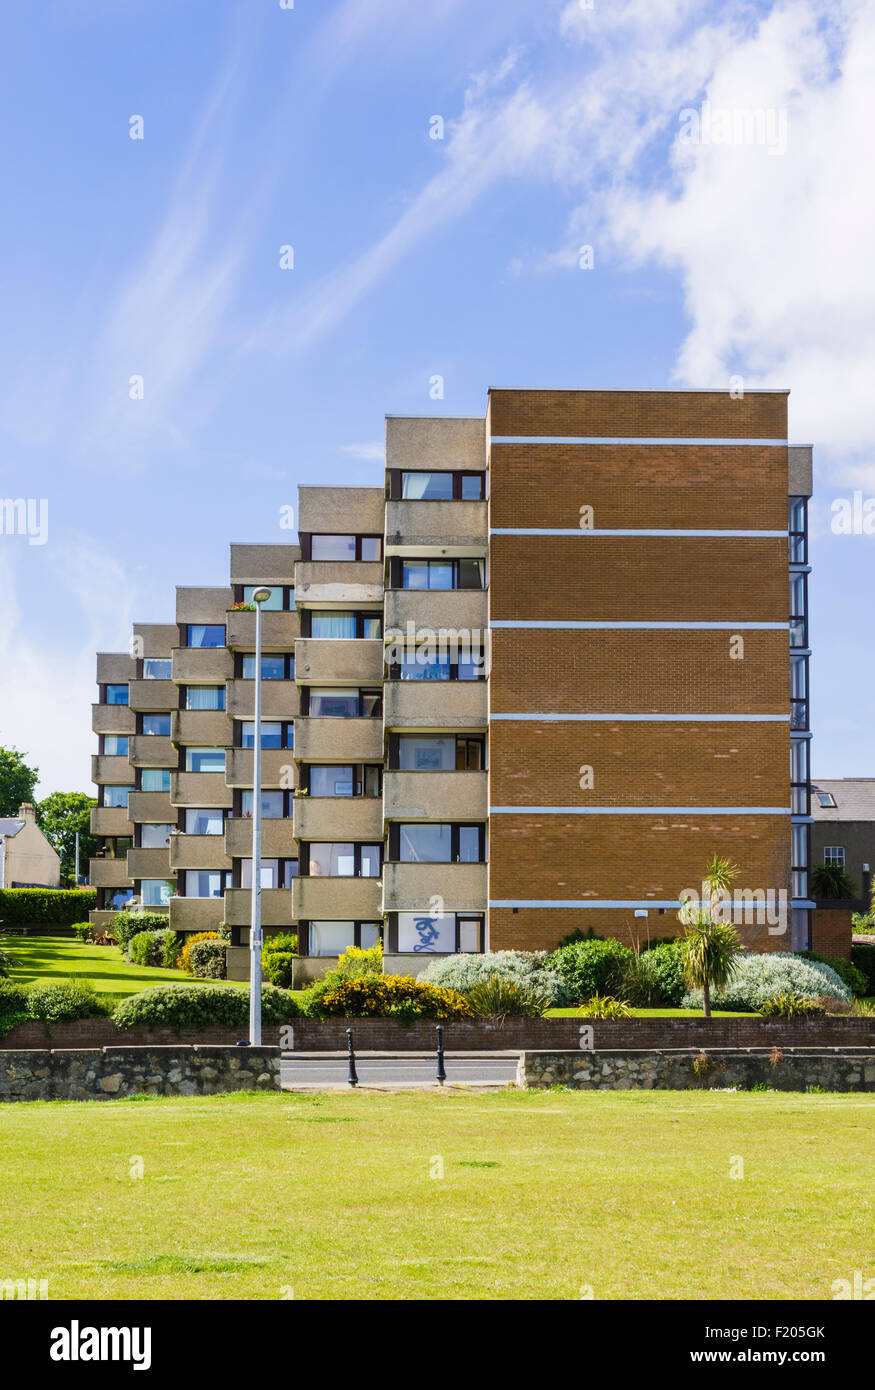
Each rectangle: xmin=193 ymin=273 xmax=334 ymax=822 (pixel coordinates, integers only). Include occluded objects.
xmin=1 ymin=935 xmax=243 ymax=998
xmin=1 ymin=1088 xmax=871 ymax=1300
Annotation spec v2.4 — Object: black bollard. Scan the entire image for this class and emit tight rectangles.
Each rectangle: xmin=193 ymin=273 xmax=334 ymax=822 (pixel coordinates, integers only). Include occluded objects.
xmin=436 ymin=1024 xmax=446 ymax=1085
xmin=346 ymin=1027 xmax=359 ymax=1087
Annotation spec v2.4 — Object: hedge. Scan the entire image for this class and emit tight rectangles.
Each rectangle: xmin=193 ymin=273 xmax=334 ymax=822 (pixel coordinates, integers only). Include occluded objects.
xmin=0 ymin=888 xmax=97 ymax=927
xmin=851 ymin=943 xmax=875 ymax=995
xmin=0 ymin=979 xmax=109 ymax=1036
xmin=112 ymin=983 xmax=298 ymax=1031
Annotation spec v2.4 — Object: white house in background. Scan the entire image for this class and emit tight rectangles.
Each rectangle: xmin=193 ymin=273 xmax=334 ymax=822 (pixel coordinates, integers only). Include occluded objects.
xmin=0 ymin=803 xmax=61 ymax=888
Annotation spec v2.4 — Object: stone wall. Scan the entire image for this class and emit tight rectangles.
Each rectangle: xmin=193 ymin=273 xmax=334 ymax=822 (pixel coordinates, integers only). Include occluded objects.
xmin=0 ymin=1046 xmax=281 ymax=1102
xmin=518 ymin=1048 xmax=875 ymax=1091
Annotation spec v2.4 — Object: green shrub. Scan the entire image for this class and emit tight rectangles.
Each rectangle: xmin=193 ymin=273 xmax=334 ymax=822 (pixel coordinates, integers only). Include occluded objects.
xmin=187 ymin=939 xmax=227 ymax=980
xmin=301 ymin=974 xmax=470 ymax=1020
xmin=546 ymin=939 xmax=634 ymax=1004
xmin=759 ymin=992 xmax=825 ymax=1018
xmin=179 ymin=932 xmax=222 ymax=974
xmin=577 ymin=993 xmax=633 ymax=1019
xmin=71 ymin=922 xmax=93 ymax=942
xmin=680 ymin=952 xmax=851 ymax=1011
xmin=128 ymin=930 xmax=171 ymax=967
xmin=263 ymin=950 xmax=296 ymax=989
xmin=0 ymin=888 xmax=96 ymax=927
xmin=113 ymin=911 xmax=169 ymax=952
xmin=419 ymin=950 xmax=572 ymax=1005
xmin=26 ymin=980 xmax=110 ymax=1025
xmin=850 ymin=943 xmax=875 ymax=994
xmin=465 ymin=974 xmax=551 ymax=1019
xmin=799 ymin=950 xmax=868 ymax=997
xmin=264 ymin=932 xmax=298 ymax=956
xmin=113 ymin=983 xmax=298 ymax=1031
xmin=0 ymin=948 xmax=13 ymax=979
xmin=553 ymin=926 xmax=604 ymax=949
xmin=0 ymin=980 xmax=30 ymax=1035
xmin=334 ymin=942 xmax=382 ymax=979
xmin=161 ymin=931 xmax=182 ymax=969
xmin=810 ymin=862 xmax=857 ymax=899
xmin=634 ymin=941 xmax=687 ymax=1006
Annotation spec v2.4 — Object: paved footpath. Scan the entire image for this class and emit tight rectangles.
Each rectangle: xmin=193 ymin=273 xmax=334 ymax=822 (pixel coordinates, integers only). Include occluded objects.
xmin=281 ymin=1051 xmax=520 ymax=1090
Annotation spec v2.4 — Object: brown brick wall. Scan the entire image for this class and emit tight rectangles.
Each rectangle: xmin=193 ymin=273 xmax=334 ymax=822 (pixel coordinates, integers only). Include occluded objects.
xmin=489 ymin=907 xmax=789 ymax=954
xmin=489 ymin=720 xmax=788 ymax=808
xmin=489 ymin=443 xmax=787 ymax=530
xmin=488 ymin=389 xmax=787 ymax=440
xmin=810 ymin=907 xmax=854 ymax=960
xmin=488 ymin=629 xmax=789 ymax=715
xmin=489 ymin=535 xmax=786 ymax=622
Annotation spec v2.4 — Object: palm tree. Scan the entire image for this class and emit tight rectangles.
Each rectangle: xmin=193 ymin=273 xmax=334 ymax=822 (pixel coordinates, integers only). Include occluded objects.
xmin=678 ymin=854 xmax=744 ymax=1019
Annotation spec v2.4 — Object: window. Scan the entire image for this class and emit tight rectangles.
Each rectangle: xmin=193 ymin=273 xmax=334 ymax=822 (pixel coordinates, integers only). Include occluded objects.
xmin=402 ymin=471 xmax=454 ymax=499
xmin=240 ymin=721 xmax=290 ymax=749
xmin=306 ymin=688 xmax=382 ymax=718
xmin=790 ymin=655 xmax=808 ymax=731
xmin=104 ymin=735 xmax=129 ymax=756
xmin=104 ymin=837 xmax=132 ymax=859
xmin=185 ymin=747 xmax=226 ymax=773
xmin=400 ymin=558 xmax=485 ymax=590
xmin=790 ymin=738 xmax=810 ymax=815
xmin=240 ymin=791 xmax=285 ymax=819
xmin=308 ymin=535 xmax=382 ymax=563
xmin=183 ymin=870 xmax=229 ymax=898
xmin=143 ymin=659 xmax=172 ymax=679
xmin=306 ymin=844 xmax=382 ymax=877
xmin=142 ymin=713 xmax=171 ymax=736
xmin=790 ymin=573 xmax=807 ymax=649
xmin=103 ymin=786 xmax=130 ymax=808
xmin=394 ymin=823 xmax=485 ymax=863
xmin=109 ymin=887 xmax=134 ymax=911
xmin=185 ymin=809 xmax=224 ymax=835
xmin=789 ymin=496 xmax=807 ymax=564
xmin=400 ymin=650 xmax=449 ymax=682
xmin=283 ymin=860 xmax=299 ymax=887
xmin=391 ymin=471 xmax=486 ymax=501
xmin=307 ymin=765 xmax=382 ymax=797
xmin=240 ymin=859 xmax=279 ymax=889
xmin=823 ymin=846 xmax=846 ymax=866
xmin=308 ymin=921 xmax=381 ymax=956
xmin=141 ymin=768 xmax=171 ymax=792
xmin=791 ymin=823 xmax=810 ymax=900
xmin=816 ymin=791 xmax=837 ymax=808
xmin=185 ymin=686 xmax=226 ymax=710
xmin=309 ymin=611 xmax=382 ymax=640
xmin=395 ymin=912 xmax=483 ymax=954
xmin=391 ymin=646 xmax=486 ymax=682
xmin=242 ymin=585 xmax=283 ymax=610
xmin=187 ymin=625 xmax=225 ymax=648
xmin=141 ymin=879 xmax=174 ymax=906
xmin=397 ymin=735 xmax=457 ymax=771
xmin=140 ymin=824 xmax=173 ymax=849
xmin=105 ymin=684 xmax=129 ymax=705
xmin=241 ymin=653 xmax=288 ymax=680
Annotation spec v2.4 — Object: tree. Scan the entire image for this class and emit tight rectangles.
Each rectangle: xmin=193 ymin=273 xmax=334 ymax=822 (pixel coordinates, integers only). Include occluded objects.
xmin=35 ymin=791 xmax=97 ymax=887
xmin=0 ymin=746 xmax=39 ymax=817
xmin=810 ymin=861 xmax=857 ymax=900
xmin=678 ymin=854 xmax=745 ymax=1019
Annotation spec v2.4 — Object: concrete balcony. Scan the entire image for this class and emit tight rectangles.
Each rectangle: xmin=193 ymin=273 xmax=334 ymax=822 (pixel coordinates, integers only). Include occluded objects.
xmin=91 ymin=754 xmax=132 ymax=785
xmin=383 ymin=771 xmax=488 ymax=822
xmin=384 ymin=588 xmax=488 ymax=637
xmin=225 ymin=609 xmax=300 ymax=652
xmin=129 ymin=735 xmax=176 ymax=768
xmin=126 ymin=847 xmax=173 ymax=880
xmin=176 ymin=587 xmax=232 ymax=625
xmin=292 ymin=797 xmax=383 ymax=843
xmin=295 ymin=638 xmax=383 ymax=685
xmin=383 ymin=681 xmax=488 ymax=730
xmin=225 ymin=679 xmax=299 ymax=721
xmin=385 ymin=500 xmax=487 ymax=551
xmin=127 ymin=791 xmax=174 ymax=823
xmin=172 ymin=646 xmax=234 ymax=684
xmin=382 ymin=862 xmax=487 ymax=912
xmin=224 ymin=888 xmax=295 ymax=928
xmin=224 ymin=817 xmax=297 ymax=858
xmin=170 ymin=709 xmax=231 ymax=746
xmin=96 ymin=652 xmax=136 ymax=684
xmin=89 ymin=857 xmax=132 ymax=889
xmin=129 ymin=679 xmax=176 ymax=711
xmin=168 ymin=834 xmax=231 ymax=872
xmin=224 ymin=748 xmax=295 ymax=789
xmin=92 ymin=703 xmax=136 ymax=736
xmin=132 ymin=623 xmax=177 ymax=658
xmin=90 ymin=806 xmax=134 ymax=837
xmin=169 ymin=897 xmax=226 ymax=934
xmin=230 ymin=543 xmax=299 ymax=585
xmin=293 ymin=717 xmax=382 ymax=764
xmin=294 ymin=561 xmax=383 ymax=608
xmin=293 ymin=876 xmax=382 ymax=921
xmin=171 ymin=771 xmax=233 ymax=808
xmin=298 ymin=485 xmax=385 ymax=536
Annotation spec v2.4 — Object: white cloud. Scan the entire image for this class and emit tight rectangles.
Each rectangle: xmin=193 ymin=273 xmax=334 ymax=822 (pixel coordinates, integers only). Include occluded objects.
xmin=340 ymin=441 xmax=385 ymax=461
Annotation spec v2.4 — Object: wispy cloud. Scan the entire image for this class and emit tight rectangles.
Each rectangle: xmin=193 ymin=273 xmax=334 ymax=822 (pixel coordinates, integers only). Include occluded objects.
xmin=340 ymin=441 xmax=385 ymax=461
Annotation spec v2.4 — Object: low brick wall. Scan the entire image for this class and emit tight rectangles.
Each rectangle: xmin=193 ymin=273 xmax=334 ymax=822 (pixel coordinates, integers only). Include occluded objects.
xmin=3 ymin=1015 xmax=874 ymax=1052
xmin=0 ymin=1046 xmax=280 ymax=1102
xmin=518 ymin=1049 xmax=875 ymax=1091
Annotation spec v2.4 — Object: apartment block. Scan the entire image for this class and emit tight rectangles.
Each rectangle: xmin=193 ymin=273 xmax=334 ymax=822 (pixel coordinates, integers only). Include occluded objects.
xmin=89 ymin=388 xmax=815 ymax=969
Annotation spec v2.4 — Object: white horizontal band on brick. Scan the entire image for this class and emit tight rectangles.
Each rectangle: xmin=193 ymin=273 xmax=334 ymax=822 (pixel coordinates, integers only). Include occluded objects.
xmin=490 ymin=899 xmax=683 ymax=909
xmin=490 ymin=528 xmax=788 ymax=538
xmin=490 ymin=806 xmax=791 ymax=815
xmin=490 ymin=713 xmax=790 ymax=722
xmin=490 ymin=620 xmax=789 ymax=630
xmin=490 ymin=436 xmax=789 ymax=446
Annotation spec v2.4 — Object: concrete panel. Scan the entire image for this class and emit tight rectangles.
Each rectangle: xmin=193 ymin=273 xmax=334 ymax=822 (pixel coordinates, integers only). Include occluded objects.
xmin=96 ymin=653 xmax=136 ymax=683
xmin=224 ymin=817 xmax=297 ymax=858
xmin=126 ymin=847 xmax=174 ymax=879
xmin=91 ymin=755 xmax=133 ymax=785
xmin=90 ymin=806 xmax=134 ymax=837
xmin=171 ymin=772 xmax=233 ymax=808
xmin=224 ymin=887 xmax=295 ymax=928
xmin=226 ymin=609 xmax=300 ymax=652
xmin=224 ymin=748 xmax=295 ymax=789
xmin=383 ymin=771 xmax=488 ymax=821
xmin=386 ymin=416 xmax=486 ymax=471
xmin=230 ymin=543 xmax=300 ymax=583
xmin=294 ymin=561 xmax=383 ymax=608
xmin=298 ymin=486 xmax=385 ymax=535
xmin=293 ymin=717 xmax=383 ymax=764
xmin=129 ymin=735 xmax=177 ymax=768
xmin=385 ymin=499 xmax=487 ymax=551
xmin=168 ymin=834 xmax=231 ymax=872
xmin=175 ymin=587 xmax=233 ymax=623
xmin=170 ymin=710 xmax=231 ymax=747
xmin=129 ymin=679 xmax=177 ymax=711
xmin=293 ymin=876 xmax=382 ymax=920
xmin=92 ymin=704 xmax=136 ymax=736
xmin=225 ymin=679 xmax=299 ymax=720
xmin=295 ymin=638 xmax=383 ymax=685
xmin=383 ymin=681 xmax=488 ymax=730
xmin=382 ymin=862 xmax=487 ymax=911
xmin=293 ymin=797 xmax=383 ymax=842
xmin=172 ymin=646 xmax=234 ymax=684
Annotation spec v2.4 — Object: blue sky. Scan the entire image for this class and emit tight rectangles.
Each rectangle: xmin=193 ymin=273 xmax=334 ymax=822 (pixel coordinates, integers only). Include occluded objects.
xmin=0 ymin=0 xmax=873 ymax=794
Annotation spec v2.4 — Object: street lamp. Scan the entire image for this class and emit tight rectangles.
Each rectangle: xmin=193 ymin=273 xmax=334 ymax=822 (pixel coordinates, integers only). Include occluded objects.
xmin=249 ymin=587 xmax=272 ymax=1045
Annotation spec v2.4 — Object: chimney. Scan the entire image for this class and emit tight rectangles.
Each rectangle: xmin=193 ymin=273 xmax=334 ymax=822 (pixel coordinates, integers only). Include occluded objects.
xmin=18 ymin=803 xmax=35 ymax=821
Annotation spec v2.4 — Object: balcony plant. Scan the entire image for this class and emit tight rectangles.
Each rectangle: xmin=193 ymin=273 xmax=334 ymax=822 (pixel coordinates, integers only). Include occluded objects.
xmin=230 ymin=602 xmax=256 ymax=612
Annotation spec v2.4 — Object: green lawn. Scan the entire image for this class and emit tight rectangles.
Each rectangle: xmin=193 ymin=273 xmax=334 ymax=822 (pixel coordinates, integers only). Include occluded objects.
xmin=0 ymin=1088 xmax=871 ymax=1300
xmin=1 ymin=935 xmax=243 ymax=998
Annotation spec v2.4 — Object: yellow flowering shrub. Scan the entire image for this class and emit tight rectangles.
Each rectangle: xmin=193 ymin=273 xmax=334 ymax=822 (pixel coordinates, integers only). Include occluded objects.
xmin=302 ymin=973 xmax=471 ymax=1020
xmin=179 ymin=931 xmax=222 ymax=976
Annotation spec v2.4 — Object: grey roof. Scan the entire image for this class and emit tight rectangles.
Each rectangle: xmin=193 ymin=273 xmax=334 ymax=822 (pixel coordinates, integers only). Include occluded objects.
xmin=810 ymin=780 xmax=875 ymax=821
xmin=0 ymin=819 xmax=24 ymax=837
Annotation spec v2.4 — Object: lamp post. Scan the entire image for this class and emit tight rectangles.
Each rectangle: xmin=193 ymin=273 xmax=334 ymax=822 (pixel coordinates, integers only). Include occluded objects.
xmin=249 ymin=588 xmax=272 ymax=1046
